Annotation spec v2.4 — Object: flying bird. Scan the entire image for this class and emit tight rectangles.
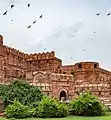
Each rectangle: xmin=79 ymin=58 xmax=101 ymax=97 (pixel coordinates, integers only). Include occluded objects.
xmin=44 ymin=48 xmax=46 ymax=50
xmin=96 ymin=13 xmax=100 ymax=16
xmin=11 ymin=5 xmax=15 ymax=9
xmin=28 ymin=4 xmax=30 ymax=7
xmin=27 ymin=25 xmax=31 ymax=28
xmin=84 ymin=49 xmax=86 ymax=51
xmin=3 ymin=11 xmax=7 ymax=15
xmin=107 ymin=12 xmax=111 ymax=16
xmin=39 ymin=14 xmax=42 ymax=18
xmin=32 ymin=20 xmax=36 ymax=24
xmin=94 ymin=32 xmax=95 ymax=34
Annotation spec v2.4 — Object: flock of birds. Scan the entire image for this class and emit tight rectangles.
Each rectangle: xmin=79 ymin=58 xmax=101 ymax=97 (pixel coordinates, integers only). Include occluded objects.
xmin=1 ymin=3 xmax=111 ymax=61
xmin=83 ymin=12 xmax=111 ymax=52
xmin=70 ymin=12 xmax=111 ymax=60
xmin=2 ymin=4 xmax=43 ymax=28
xmin=96 ymin=12 xmax=111 ymax=16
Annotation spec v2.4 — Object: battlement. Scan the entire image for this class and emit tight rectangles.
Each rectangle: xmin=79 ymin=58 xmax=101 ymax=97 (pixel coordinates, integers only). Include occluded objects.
xmin=26 ymin=51 xmax=55 ymax=61
xmin=3 ymin=45 xmax=27 ymax=58
xmin=99 ymin=68 xmax=111 ymax=75
xmin=3 ymin=45 xmax=56 ymax=61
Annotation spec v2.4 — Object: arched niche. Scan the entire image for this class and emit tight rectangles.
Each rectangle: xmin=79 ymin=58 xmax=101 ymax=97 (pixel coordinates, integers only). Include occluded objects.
xmin=33 ymin=72 xmax=45 ymax=83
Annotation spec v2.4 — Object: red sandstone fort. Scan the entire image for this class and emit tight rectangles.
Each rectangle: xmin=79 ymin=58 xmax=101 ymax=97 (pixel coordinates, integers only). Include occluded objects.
xmin=0 ymin=35 xmax=111 ymax=102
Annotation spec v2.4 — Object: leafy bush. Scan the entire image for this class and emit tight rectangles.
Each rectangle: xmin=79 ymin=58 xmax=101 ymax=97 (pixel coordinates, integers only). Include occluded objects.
xmin=70 ymin=91 xmax=106 ymax=116
xmin=0 ymin=80 xmax=43 ymax=108
xmin=4 ymin=100 xmax=32 ymax=118
xmin=57 ymin=102 xmax=69 ymax=117
xmin=33 ymin=96 xmax=69 ymax=118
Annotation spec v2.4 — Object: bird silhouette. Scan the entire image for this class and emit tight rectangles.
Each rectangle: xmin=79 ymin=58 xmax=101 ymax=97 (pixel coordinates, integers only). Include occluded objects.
xmin=84 ymin=49 xmax=86 ymax=51
xmin=32 ymin=20 xmax=36 ymax=24
xmin=11 ymin=5 xmax=15 ymax=9
xmin=44 ymin=48 xmax=46 ymax=50
xmin=3 ymin=11 xmax=7 ymax=15
xmin=27 ymin=25 xmax=31 ymax=28
xmin=107 ymin=12 xmax=111 ymax=16
xmin=94 ymin=32 xmax=95 ymax=34
xmin=28 ymin=4 xmax=30 ymax=7
xmin=96 ymin=13 xmax=100 ymax=16
xmin=39 ymin=14 xmax=42 ymax=18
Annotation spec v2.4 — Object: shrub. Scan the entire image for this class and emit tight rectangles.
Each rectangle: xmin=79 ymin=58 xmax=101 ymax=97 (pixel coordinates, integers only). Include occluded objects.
xmin=57 ymin=102 xmax=69 ymax=117
xmin=0 ymin=80 xmax=43 ymax=108
xmin=70 ymin=91 xmax=106 ymax=116
xmin=4 ymin=100 xmax=32 ymax=118
xmin=33 ymin=96 xmax=69 ymax=118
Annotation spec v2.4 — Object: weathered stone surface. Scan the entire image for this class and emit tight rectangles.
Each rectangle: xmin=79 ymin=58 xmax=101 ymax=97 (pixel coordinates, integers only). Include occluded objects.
xmin=0 ymin=35 xmax=111 ymax=100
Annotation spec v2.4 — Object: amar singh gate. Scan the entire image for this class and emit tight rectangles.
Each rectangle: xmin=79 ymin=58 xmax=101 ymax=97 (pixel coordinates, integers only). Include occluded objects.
xmin=0 ymin=35 xmax=111 ymax=101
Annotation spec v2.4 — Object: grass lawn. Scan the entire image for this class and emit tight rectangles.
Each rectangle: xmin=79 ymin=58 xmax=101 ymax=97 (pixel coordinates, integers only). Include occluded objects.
xmin=1 ymin=115 xmax=111 ymax=120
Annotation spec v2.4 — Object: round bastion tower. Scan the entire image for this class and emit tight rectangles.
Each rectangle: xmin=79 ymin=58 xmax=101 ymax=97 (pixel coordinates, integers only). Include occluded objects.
xmin=74 ymin=62 xmax=100 ymax=95
xmin=0 ymin=35 xmax=4 ymax=83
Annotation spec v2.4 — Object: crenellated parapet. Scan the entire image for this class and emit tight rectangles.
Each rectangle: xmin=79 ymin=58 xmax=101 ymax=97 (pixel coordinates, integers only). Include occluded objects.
xmin=3 ymin=45 xmax=28 ymax=59
xmin=99 ymin=68 xmax=111 ymax=75
xmin=26 ymin=51 xmax=55 ymax=61
xmin=2 ymin=43 xmax=56 ymax=61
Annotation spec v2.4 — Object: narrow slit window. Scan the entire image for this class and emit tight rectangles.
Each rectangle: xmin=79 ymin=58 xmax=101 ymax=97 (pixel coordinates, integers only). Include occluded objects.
xmin=78 ymin=64 xmax=82 ymax=68
xmin=94 ymin=64 xmax=97 ymax=68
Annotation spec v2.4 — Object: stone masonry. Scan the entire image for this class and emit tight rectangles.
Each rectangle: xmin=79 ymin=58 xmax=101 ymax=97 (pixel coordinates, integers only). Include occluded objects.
xmin=0 ymin=35 xmax=111 ymax=101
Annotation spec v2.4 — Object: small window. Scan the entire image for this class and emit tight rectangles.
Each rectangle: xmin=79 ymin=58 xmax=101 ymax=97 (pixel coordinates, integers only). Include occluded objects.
xmin=58 ymin=66 xmax=60 ymax=69
xmin=63 ymin=72 xmax=66 ymax=74
xmin=78 ymin=64 xmax=81 ymax=68
xmin=71 ymin=71 xmax=74 ymax=75
xmin=99 ymin=91 xmax=101 ymax=95
xmin=94 ymin=64 xmax=97 ymax=68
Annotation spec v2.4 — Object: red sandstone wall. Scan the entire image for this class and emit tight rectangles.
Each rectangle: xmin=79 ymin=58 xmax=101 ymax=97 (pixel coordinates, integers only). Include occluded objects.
xmin=0 ymin=35 xmax=62 ymax=83
xmin=3 ymin=45 xmax=27 ymax=83
xmin=51 ymin=73 xmax=74 ymax=100
xmin=61 ymin=65 xmax=75 ymax=75
xmin=0 ymin=35 xmax=111 ymax=100
xmin=73 ymin=62 xmax=111 ymax=97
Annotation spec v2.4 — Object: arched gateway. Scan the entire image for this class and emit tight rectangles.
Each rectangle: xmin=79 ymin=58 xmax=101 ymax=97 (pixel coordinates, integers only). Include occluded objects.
xmin=59 ymin=89 xmax=68 ymax=101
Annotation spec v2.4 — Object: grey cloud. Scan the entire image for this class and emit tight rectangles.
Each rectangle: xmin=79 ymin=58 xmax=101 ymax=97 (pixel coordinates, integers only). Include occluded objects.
xmin=0 ymin=0 xmax=111 ymax=70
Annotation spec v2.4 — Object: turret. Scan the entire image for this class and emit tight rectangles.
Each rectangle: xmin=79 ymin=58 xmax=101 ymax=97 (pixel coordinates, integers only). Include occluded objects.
xmin=74 ymin=62 xmax=99 ymax=71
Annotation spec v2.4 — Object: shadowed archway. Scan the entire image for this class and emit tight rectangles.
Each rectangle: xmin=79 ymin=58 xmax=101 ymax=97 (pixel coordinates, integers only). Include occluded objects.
xmin=59 ymin=90 xmax=67 ymax=101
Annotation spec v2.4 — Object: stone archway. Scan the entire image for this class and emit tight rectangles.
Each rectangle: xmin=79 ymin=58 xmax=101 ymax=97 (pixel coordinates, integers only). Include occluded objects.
xmin=59 ymin=90 xmax=67 ymax=101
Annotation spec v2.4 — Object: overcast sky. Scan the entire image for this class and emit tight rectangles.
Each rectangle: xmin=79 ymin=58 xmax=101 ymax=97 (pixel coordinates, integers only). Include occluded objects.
xmin=0 ymin=0 xmax=111 ymax=70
